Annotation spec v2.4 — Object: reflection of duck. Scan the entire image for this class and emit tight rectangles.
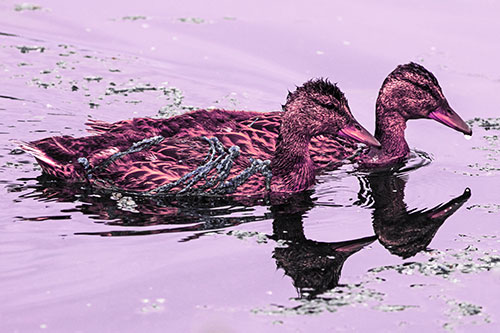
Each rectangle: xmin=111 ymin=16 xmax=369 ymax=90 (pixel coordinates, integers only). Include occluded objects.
xmin=85 ymin=62 xmax=471 ymax=169
xmin=19 ymin=80 xmax=379 ymax=196
xmin=360 ymin=172 xmax=471 ymax=258
xmin=19 ymin=176 xmax=272 ymax=236
xmin=269 ymin=193 xmax=376 ymax=298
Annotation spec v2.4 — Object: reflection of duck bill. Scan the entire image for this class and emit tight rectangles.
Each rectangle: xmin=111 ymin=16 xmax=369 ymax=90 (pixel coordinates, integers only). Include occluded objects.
xmin=427 ymin=187 xmax=471 ymax=219
xmin=330 ymin=235 xmax=378 ymax=254
xmin=374 ymin=187 xmax=472 ymax=259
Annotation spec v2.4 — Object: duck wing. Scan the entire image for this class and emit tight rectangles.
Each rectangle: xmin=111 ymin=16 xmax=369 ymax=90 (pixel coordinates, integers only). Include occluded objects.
xmin=87 ymin=132 xmax=273 ymax=196
xmin=85 ymin=109 xmax=263 ymax=136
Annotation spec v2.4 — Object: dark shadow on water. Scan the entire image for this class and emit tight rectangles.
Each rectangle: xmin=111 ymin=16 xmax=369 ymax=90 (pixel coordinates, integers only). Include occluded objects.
xmin=269 ymin=192 xmax=376 ymax=299
xmin=267 ymin=179 xmax=470 ymax=298
xmin=15 ymin=167 xmax=471 ymax=298
xmin=356 ymin=170 xmax=471 ymax=258
xmin=15 ymin=176 xmax=273 ymax=235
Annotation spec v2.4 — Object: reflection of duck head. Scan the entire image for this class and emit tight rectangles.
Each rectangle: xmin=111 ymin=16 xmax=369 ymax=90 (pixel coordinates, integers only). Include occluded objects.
xmin=269 ymin=192 xmax=376 ymax=298
xmin=364 ymin=172 xmax=471 ymax=258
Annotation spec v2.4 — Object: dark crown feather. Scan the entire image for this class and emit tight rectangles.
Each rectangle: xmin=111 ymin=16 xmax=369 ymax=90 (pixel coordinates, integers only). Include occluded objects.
xmin=393 ymin=62 xmax=440 ymax=87
xmin=287 ymin=78 xmax=346 ymax=104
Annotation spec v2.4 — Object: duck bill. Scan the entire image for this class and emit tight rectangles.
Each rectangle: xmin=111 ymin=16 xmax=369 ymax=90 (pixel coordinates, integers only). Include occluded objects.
xmin=338 ymin=123 xmax=381 ymax=147
xmin=428 ymin=103 xmax=472 ymax=135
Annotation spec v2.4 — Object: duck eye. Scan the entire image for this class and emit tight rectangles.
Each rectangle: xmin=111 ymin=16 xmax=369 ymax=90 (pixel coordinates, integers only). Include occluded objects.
xmin=313 ymin=99 xmax=337 ymax=109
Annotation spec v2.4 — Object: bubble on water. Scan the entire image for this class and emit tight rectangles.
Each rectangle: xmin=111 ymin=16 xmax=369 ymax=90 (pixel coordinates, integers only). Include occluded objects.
xmin=253 ymin=283 xmax=385 ymax=315
xmin=374 ymin=304 xmax=419 ymax=312
xmin=121 ymin=16 xmax=148 ymax=21
xmin=16 ymin=45 xmax=45 ymax=53
xmin=178 ymin=17 xmax=205 ymax=24
xmin=15 ymin=3 xmax=42 ymax=12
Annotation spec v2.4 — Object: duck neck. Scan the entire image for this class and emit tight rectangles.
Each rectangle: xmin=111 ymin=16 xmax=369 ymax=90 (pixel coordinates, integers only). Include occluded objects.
xmin=271 ymin=124 xmax=316 ymax=192
xmin=374 ymin=105 xmax=410 ymax=161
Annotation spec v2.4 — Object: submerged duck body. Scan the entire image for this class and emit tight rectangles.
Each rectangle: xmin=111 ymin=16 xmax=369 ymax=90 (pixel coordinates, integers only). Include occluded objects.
xmin=20 ymin=79 xmax=380 ymax=196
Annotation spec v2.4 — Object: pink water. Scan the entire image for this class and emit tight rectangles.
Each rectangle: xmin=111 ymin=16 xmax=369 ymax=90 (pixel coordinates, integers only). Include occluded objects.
xmin=1 ymin=1 xmax=499 ymax=332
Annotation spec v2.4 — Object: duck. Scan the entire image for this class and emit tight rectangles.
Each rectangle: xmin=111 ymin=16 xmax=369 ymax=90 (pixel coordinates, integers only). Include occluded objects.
xmin=352 ymin=62 xmax=472 ymax=167
xmin=84 ymin=63 xmax=472 ymax=169
xmin=19 ymin=79 xmax=380 ymax=196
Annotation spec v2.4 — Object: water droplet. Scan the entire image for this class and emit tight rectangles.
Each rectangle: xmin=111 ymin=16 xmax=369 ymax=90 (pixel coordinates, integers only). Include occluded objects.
xmin=464 ymin=134 xmax=472 ymax=140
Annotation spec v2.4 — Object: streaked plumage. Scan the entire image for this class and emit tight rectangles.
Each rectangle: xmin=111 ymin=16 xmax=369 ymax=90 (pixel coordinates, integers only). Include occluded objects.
xmin=19 ymin=79 xmax=380 ymax=196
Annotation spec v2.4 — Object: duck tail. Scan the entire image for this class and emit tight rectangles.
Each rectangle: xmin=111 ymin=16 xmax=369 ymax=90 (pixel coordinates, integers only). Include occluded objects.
xmin=12 ymin=140 xmax=58 ymax=166
xmin=85 ymin=119 xmax=113 ymax=134
xmin=11 ymin=139 xmax=75 ymax=179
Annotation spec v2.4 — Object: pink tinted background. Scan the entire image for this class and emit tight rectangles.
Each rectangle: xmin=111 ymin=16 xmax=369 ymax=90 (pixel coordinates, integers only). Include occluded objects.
xmin=1 ymin=0 xmax=499 ymax=332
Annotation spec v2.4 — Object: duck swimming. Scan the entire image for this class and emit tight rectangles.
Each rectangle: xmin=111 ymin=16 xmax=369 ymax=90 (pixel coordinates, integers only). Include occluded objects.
xmin=19 ymin=79 xmax=380 ymax=196
xmin=85 ymin=63 xmax=472 ymax=169
xmin=352 ymin=62 xmax=472 ymax=167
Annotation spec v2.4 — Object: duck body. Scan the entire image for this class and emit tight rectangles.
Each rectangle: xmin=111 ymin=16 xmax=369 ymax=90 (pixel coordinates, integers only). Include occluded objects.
xmin=86 ymin=110 xmax=352 ymax=169
xmin=21 ymin=79 xmax=380 ymax=196
xmin=84 ymin=63 xmax=472 ymax=171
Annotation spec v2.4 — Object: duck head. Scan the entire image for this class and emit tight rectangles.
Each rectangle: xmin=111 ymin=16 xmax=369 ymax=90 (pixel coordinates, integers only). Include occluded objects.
xmin=281 ymin=79 xmax=380 ymax=147
xmin=272 ymin=79 xmax=379 ymax=192
xmin=377 ymin=62 xmax=472 ymax=135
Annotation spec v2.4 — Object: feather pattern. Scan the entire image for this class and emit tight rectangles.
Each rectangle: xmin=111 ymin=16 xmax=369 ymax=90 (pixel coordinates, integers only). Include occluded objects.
xmin=20 ymin=78 xmax=381 ymax=196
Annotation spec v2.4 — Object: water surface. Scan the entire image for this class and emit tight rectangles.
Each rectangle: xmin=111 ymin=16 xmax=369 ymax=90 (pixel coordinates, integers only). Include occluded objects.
xmin=1 ymin=1 xmax=499 ymax=332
